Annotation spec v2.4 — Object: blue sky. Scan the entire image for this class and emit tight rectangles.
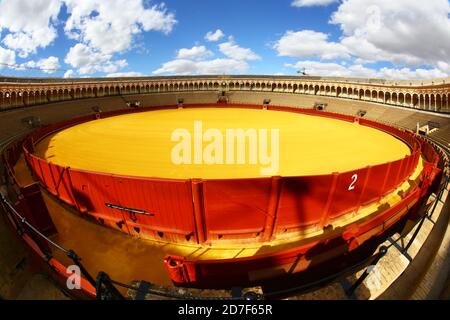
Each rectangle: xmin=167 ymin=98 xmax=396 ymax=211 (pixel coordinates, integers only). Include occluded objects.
xmin=0 ymin=0 xmax=449 ymax=79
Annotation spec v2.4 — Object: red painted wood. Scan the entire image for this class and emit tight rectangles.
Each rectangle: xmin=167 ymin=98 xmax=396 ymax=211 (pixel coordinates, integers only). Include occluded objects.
xmin=275 ymin=174 xmax=334 ymax=232
xmin=202 ymin=178 xmax=272 ymax=240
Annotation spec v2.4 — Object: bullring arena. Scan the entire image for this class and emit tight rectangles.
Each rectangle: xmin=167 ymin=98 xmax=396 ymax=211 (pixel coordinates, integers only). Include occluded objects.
xmin=0 ymin=75 xmax=449 ymax=300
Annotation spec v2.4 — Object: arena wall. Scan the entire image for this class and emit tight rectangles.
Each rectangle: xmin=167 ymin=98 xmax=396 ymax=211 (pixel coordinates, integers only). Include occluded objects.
xmin=1 ymin=76 xmax=449 ymax=113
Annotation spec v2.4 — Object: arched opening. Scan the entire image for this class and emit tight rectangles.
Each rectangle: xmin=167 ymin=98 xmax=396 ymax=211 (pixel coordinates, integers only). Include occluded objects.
xmin=4 ymin=92 xmax=11 ymax=107
xmin=269 ymin=83 xmax=274 ymax=91
xmin=412 ymin=94 xmax=419 ymax=108
xmin=11 ymin=92 xmax=17 ymax=107
xmin=274 ymin=83 xmax=280 ymax=91
xmin=430 ymin=95 xmax=436 ymax=111
xmin=34 ymin=91 xmax=40 ymax=104
xmin=314 ymin=85 xmax=319 ymax=95
xmin=319 ymin=85 xmax=325 ymax=95
xmin=436 ymin=94 xmax=442 ymax=111
xmin=398 ymin=93 xmax=405 ymax=106
xmin=405 ymin=93 xmax=412 ymax=107
xmin=331 ymin=86 xmax=336 ymax=95
xmin=22 ymin=91 xmax=29 ymax=105
xmin=392 ymin=92 xmax=398 ymax=104
xmin=378 ymin=91 xmax=384 ymax=103
xmin=442 ymin=94 xmax=448 ymax=111
xmin=27 ymin=92 xmax=35 ymax=105
xmin=385 ymin=92 xmax=391 ymax=104
xmin=287 ymin=84 xmax=292 ymax=92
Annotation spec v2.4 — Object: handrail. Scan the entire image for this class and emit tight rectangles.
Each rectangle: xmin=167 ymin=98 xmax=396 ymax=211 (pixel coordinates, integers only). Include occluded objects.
xmin=0 ymin=192 xmax=97 ymax=288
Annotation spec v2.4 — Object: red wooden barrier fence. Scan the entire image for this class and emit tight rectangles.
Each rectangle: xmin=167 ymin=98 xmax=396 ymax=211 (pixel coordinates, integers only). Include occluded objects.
xmin=22 ymin=104 xmax=431 ymax=245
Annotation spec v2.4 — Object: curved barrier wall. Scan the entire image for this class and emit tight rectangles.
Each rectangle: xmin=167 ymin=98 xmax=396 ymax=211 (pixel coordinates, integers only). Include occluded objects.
xmin=23 ymin=104 xmax=425 ymax=245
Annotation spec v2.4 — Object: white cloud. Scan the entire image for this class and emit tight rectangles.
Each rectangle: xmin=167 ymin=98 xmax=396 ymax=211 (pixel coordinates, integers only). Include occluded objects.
xmin=106 ymin=72 xmax=145 ymax=77
xmin=18 ymin=56 xmax=60 ymax=73
xmin=274 ymin=30 xmax=350 ymax=60
xmin=63 ymin=69 xmax=74 ymax=78
xmin=437 ymin=61 xmax=450 ymax=75
xmin=37 ymin=56 xmax=60 ymax=72
xmin=64 ymin=0 xmax=177 ymax=55
xmin=153 ymin=58 xmax=249 ymax=75
xmin=286 ymin=60 xmax=374 ymax=77
xmin=205 ymin=29 xmax=225 ymax=42
xmin=154 ymin=36 xmax=259 ymax=75
xmin=292 ymin=0 xmax=339 ymax=7
xmin=64 ymin=43 xmax=127 ymax=74
xmin=285 ymin=60 xmax=447 ymax=79
xmin=0 ymin=0 xmax=62 ymax=57
xmin=276 ymin=0 xmax=450 ymax=78
xmin=377 ymin=67 xmax=447 ymax=80
xmin=0 ymin=46 xmax=16 ymax=68
xmin=176 ymin=46 xmax=213 ymax=60
xmin=330 ymin=0 xmax=450 ymax=68
xmin=219 ymin=38 xmax=261 ymax=61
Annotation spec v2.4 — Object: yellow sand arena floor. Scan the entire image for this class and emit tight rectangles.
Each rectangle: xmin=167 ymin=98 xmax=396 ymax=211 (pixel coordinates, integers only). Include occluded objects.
xmin=35 ymin=107 xmax=411 ymax=179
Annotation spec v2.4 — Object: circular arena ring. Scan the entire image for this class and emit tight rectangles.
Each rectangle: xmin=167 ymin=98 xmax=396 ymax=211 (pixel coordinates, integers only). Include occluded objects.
xmin=15 ymin=103 xmax=443 ymax=293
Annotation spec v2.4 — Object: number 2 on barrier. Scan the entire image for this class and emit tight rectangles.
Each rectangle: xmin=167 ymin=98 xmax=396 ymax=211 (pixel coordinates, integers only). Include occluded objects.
xmin=348 ymin=174 xmax=358 ymax=191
